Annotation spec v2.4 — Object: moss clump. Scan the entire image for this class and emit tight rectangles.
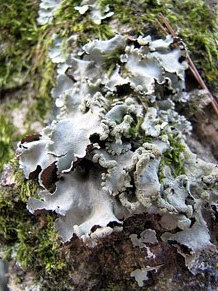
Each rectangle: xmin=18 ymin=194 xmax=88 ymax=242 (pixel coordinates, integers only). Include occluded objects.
xmin=53 ymin=0 xmax=114 ymax=41
xmin=0 ymin=115 xmax=20 ymax=172
xmin=0 ymin=165 xmax=67 ymax=278
xmin=0 ymin=0 xmax=39 ymax=90
xmin=0 ymin=0 xmax=55 ymax=132
xmin=158 ymin=133 xmax=186 ymax=182
xmin=164 ymin=134 xmax=185 ymax=177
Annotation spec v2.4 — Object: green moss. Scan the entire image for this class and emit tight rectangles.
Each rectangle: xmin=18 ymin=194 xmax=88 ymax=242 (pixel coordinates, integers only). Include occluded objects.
xmin=0 ymin=115 xmax=20 ymax=172
xmin=158 ymin=133 xmax=185 ymax=182
xmin=11 ymin=213 xmax=65 ymax=271
xmin=0 ymin=0 xmax=54 ymax=132
xmin=0 ymin=164 xmax=66 ymax=275
xmin=0 ymin=0 xmax=39 ymax=90
xmin=54 ymin=2 xmax=114 ymax=42
xmin=0 ymin=0 xmax=115 ymax=122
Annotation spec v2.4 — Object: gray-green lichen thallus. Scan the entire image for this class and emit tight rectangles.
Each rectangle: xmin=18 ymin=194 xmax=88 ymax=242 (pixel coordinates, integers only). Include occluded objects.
xmin=17 ymin=34 xmax=218 ymax=269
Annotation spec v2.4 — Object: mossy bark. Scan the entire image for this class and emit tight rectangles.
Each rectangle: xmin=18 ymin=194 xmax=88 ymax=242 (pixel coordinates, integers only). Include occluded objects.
xmin=0 ymin=0 xmax=218 ymax=289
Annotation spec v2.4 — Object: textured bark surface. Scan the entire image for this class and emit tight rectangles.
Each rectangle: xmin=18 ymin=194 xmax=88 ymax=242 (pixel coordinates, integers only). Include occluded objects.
xmin=1 ymin=159 xmax=218 ymax=290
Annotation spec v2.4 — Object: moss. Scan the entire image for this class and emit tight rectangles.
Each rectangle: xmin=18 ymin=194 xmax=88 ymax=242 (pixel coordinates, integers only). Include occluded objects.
xmin=54 ymin=3 xmax=114 ymax=43
xmin=12 ymin=213 xmax=65 ymax=272
xmin=0 ymin=0 xmax=54 ymax=131
xmin=0 ymin=0 xmax=39 ymax=89
xmin=0 ymin=0 xmax=115 ymax=119
xmin=0 ymin=115 xmax=20 ymax=173
xmin=0 ymin=164 xmax=67 ymax=277
xmin=158 ymin=133 xmax=186 ymax=182
xmin=129 ymin=117 xmax=144 ymax=138
xmin=0 ymin=186 xmax=68 ymax=289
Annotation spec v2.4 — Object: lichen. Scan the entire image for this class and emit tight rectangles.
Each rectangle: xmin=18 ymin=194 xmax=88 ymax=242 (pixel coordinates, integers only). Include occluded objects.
xmin=16 ymin=32 xmax=218 ymax=270
xmin=100 ymin=0 xmax=218 ymax=90
xmin=37 ymin=0 xmax=63 ymax=25
xmin=75 ymin=0 xmax=114 ymax=25
xmin=131 ymin=266 xmax=162 ymax=287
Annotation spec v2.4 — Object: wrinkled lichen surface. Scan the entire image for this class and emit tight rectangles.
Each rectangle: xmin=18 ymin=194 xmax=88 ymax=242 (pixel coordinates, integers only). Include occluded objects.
xmin=17 ymin=33 xmax=218 ymax=268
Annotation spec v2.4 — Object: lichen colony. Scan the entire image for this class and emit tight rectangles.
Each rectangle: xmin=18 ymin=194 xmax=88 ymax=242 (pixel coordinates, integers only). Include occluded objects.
xmin=17 ymin=33 xmax=218 ymax=262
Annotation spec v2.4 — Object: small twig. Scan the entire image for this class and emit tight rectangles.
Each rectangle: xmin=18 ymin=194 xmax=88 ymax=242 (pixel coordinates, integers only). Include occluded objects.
xmin=156 ymin=14 xmax=218 ymax=115
xmin=159 ymin=14 xmax=176 ymax=37
xmin=156 ymin=19 xmax=168 ymax=36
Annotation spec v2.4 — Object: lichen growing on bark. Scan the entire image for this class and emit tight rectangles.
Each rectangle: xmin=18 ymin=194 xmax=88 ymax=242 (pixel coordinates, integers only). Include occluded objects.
xmin=16 ymin=32 xmax=218 ymax=271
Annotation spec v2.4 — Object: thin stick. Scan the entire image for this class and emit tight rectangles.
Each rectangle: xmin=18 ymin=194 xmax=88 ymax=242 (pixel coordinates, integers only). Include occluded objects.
xmin=157 ymin=14 xmax=218 ymax=115
xmin=159 ymin=14 xmax=177 ymax=37
xmin=156 ymin=19 xmax=168 ymax=35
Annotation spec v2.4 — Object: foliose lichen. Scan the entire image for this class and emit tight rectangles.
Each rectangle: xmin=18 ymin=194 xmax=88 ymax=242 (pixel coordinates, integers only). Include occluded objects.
xmin=37 ymin=0 xmax=63 ymax=25
xmin=17 ymin=33 xmax=218 ymax=267
xmin=131 ymin=266 xmax=162 ymax=287
xmin=75 ymin=0 xmax=114 ymax=25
